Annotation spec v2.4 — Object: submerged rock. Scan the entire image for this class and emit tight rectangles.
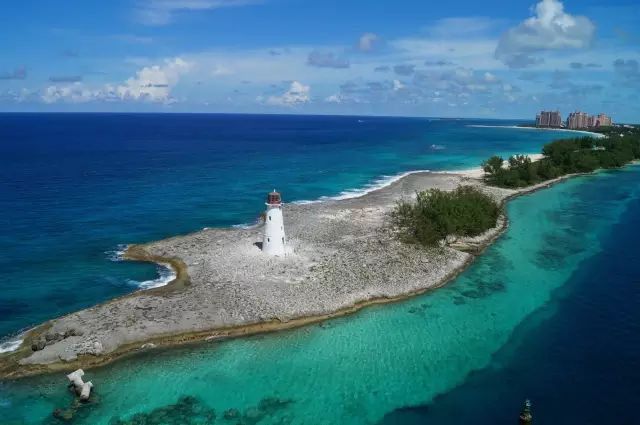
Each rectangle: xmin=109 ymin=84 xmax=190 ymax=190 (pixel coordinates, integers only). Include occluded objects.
xmin=223 ymin=408 xmax=240 ymax=420
xmin=243 ymin=406 xmax=264 ymax=424
xmin=109 ymin=395 xmax=215 ymax=425
xmin=258 ymin=397 xmax=292 ymax=413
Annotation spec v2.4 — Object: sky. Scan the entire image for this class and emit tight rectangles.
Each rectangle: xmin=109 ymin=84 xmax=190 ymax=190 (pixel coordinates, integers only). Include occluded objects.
xmin=1 ymin=0 xmax=639 ymax=121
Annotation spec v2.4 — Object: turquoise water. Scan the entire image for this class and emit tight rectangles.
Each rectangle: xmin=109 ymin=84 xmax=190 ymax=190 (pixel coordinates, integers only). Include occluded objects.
xmin=3 ymin=165 xmax=638 ymax=423
xmin=380 ymin=166 xmax=640 ymax=424
xmin=0 ymin=114 xmax=573 ymax=341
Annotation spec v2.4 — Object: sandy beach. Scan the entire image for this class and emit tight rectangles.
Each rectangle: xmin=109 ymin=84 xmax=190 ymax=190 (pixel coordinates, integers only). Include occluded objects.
xmin=0 ymin=164 xmax=580 ymax=379
xmin=467 ymin=124 xmax=606 ymax=139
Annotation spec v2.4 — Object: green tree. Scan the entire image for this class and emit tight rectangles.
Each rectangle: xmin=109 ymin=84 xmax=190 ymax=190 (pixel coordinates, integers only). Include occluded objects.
xmin=482 ymin=156 xmax=504 ymax=175
xmin=390 ymin=186 xmax=500 ymax=247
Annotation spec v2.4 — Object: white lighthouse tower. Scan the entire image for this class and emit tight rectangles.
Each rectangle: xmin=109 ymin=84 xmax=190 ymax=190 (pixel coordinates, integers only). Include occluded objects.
xmin=263 ymin=190 xmax=286 ymax=256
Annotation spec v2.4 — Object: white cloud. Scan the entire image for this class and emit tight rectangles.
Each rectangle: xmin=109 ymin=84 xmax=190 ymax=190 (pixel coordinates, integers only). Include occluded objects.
xmin=115 ymin=57 xmax=192 ymax=101
xmin=1 ymin=88 xmax=37 ymax=103
xmin=136 ymin=0 xmax=261 ymax=25
xmin=42 ymin=83 xmax=100 ymax=104
xmin=495 ymin=0 xmax=595 ymax=68
xmin=41 ymin=57 xmax=192 ymax=104
xmin=265 ymin=81 xmax=310 ymax=106
xmin=358 ymin=33 xmax=380 ymax=52
xmin=483 ymin=72 xmax=499 ymax=83
xmin=324 ymin=93 xmax=343 ymax=103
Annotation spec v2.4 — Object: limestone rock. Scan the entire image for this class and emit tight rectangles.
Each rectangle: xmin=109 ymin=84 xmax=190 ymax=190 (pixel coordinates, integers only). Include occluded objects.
xmin=79 ymin=382 xmax=93 ymax=401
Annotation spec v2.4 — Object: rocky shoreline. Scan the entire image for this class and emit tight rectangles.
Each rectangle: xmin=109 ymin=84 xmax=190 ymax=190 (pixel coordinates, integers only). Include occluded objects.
xmin=0 ymin=170 xmax=575 ymax=379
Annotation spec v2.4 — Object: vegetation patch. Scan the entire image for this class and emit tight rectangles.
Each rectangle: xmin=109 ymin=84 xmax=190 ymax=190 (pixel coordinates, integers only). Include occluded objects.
xmin=482 ymin=130 xmax=640 ymax=188
xmin=390 ymin=186 xmax=500 ymax=247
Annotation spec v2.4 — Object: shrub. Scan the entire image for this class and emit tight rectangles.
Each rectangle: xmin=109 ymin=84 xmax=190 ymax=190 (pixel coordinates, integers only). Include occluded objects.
xmin=390 ymin=186 xmax=500 ymax=247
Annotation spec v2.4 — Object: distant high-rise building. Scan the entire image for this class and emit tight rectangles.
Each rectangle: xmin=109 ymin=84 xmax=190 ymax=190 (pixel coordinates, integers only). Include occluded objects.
xmin=535 ymin=110 xmax=562 ymax=128
xmin=595 ymin=113 xmax=612 ymax=127
xmin=567 ymin=111 xmax=590 ymax=129
xmin=540 ymin=109 xmax=612 ymax=129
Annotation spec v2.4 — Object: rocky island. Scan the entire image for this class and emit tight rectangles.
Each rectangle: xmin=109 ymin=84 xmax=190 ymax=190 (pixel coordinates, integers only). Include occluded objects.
xmin=0 ymin=168 xmax=565 ymax=379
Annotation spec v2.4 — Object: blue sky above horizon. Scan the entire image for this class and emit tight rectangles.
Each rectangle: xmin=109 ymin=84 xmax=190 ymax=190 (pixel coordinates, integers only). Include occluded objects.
xmin=1 ymin=0 xmax=639 ymax=121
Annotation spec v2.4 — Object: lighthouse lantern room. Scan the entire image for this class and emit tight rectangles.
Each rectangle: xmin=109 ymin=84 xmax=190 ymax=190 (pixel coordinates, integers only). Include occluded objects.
xmin=263 ymin=190 xmax=286 ymax=256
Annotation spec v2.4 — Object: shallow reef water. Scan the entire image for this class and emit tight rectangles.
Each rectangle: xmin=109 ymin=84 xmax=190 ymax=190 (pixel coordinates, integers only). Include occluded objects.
xmin=2 ymin=166 xmax=639 ymax=425
xmin=1 ymin=114 xmax=637 ymax=424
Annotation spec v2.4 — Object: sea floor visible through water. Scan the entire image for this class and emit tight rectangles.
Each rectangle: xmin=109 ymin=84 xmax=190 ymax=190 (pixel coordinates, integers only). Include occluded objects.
xmin=2 ymin=164 xmax=639 ymax=424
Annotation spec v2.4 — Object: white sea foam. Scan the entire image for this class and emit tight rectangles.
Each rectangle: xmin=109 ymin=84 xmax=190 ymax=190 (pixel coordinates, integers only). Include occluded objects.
xmin=294 ymin=169 xmax=433 ymax=204
xmin=293 ymin=151 xmax=550 ymax=205
xmin=467 ymin=124 xmax=606 ymax=138
xmin=0 ymin=336 xmax=23 ymax=353
xmin=105 ymin=244 xmax=129 ymax=262
xmin=129 ymin=263 xmax=177 ymax=290
xmin=292 ymin=127 xmax=577 ymax=205
xmin=232 ymin=217 xmax=263 ymax=230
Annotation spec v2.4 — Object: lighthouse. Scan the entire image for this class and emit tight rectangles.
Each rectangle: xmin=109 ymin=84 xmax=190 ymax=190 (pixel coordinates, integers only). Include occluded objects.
xmin=262 ymin=190 xmax=286 ymax=256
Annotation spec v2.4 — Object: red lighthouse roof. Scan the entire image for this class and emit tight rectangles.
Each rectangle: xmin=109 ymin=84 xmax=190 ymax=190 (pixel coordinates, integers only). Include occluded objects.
xmin=266 ymin=190 xmax=282 ymax=205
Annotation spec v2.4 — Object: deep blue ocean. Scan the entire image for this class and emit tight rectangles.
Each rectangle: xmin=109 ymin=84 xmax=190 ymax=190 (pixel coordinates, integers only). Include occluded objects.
xmin=1 ymin=113 xmax=638 ymax=424
xmin=0 ymin=113 xmax=566 ymax=340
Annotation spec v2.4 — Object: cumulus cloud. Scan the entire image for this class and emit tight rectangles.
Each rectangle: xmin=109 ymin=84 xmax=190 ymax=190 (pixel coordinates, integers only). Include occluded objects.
xmin=42 ymin=57 xmax=192 ymax=104
xmin=0 ymin=66 xmax=27 ymax=80
xmin=264 ymin=81 xmax=310 ymax=106
xmin=115 ymin=57 xmax=192 ymax=101
xmin=325 ymin=78 xmax=409 ymax=105
xmin=136 ymin=0 xmax=261 ymax=25
xmin=393 ymin=64 xmax=415 ymax=76
xmin=358 ymin=33 xmax=381 ymax=52
xmin=324 ymin=93 xmax=344 ymax=104
xmin=412 ymin=67 xmax=506 ymax=101
xmin=307 ymin=50 xmax=350 ymax=69
xmin=495 ymin=0 xmax=595 ymax=68
xmin=0 ymin=88 xmax=37 ymax=102
xmin=483 ymin=72 xmax=499 ymax=83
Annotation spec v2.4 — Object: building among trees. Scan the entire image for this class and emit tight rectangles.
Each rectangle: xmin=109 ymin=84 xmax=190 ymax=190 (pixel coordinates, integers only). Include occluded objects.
xmin=567 ymin=111 xmax=612 ymax=129
xmin=534 ymin=110 xmax=613 ymax=130
xmin=535 ymin=110 xmax=563 ymax=128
